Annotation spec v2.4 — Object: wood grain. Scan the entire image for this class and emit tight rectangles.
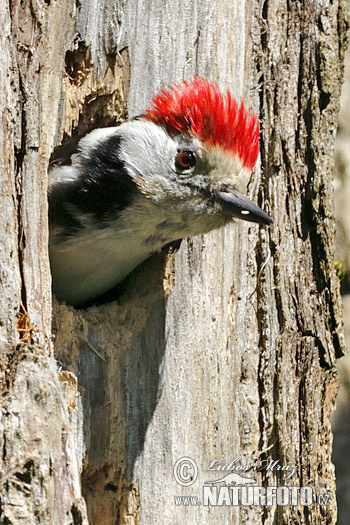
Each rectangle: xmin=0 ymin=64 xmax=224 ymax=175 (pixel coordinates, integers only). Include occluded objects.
xmin=0 ymin=0 xmax=347 ymax=523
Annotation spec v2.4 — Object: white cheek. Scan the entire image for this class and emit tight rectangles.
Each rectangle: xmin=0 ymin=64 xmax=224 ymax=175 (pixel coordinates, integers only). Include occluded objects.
xmin=206 ymin=147 xmax=250 ymax=189
xmin=235 ymin=167 xmax=251 ymax=192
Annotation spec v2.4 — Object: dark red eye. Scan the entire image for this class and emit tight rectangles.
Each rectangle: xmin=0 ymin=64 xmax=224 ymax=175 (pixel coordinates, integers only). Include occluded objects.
xmin=175 ymin=150 xmax=196 ymax=171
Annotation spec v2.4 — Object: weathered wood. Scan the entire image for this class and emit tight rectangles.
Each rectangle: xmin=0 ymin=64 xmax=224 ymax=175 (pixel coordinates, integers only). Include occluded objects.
xmin=0 ymin=0 xmax=22 ymax=348
xmin=332 ymin=41 xmax=350 ymax=524
xmin=1 ymin=1 xmax=88 ymax=522
xmin=0 ymin=0 xmax=347 ymax=524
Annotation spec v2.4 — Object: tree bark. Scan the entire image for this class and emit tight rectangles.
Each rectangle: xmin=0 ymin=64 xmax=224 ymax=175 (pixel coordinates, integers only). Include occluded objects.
xmin=0 ymin=1 xmax=347 ymax=524
xmin=332 ymin=38 xmax=350 ymax=525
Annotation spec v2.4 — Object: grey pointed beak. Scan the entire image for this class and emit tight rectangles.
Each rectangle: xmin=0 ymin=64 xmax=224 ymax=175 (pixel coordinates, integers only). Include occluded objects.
xmin=215 ymin=188 xmax=273 ymax=226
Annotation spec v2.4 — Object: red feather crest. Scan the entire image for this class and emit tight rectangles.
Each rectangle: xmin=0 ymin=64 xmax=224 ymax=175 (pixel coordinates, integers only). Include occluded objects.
xmin=143 ymin=77 xmax=260 ymax=172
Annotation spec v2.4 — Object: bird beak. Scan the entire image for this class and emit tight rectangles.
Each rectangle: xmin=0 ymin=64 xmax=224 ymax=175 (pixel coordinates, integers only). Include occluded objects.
xmin=215 ymin=187 xmax=273 ymax=226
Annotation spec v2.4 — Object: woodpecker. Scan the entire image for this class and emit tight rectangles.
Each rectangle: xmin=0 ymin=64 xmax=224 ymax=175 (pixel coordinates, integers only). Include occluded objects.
xmin=49 ymin=77 xmax=273 ymax=306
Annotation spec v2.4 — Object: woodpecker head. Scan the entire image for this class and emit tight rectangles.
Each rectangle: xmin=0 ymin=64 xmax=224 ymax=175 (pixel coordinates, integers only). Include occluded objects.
xmin=49 ymin=77 xmax=273 ymax=305
xmin=108 ymin=77 xmax=272 ymax=236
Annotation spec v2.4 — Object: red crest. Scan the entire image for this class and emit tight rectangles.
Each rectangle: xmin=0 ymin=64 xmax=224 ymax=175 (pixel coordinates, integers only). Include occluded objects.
xmin=144 ymin=77 xmax=260 ymax=172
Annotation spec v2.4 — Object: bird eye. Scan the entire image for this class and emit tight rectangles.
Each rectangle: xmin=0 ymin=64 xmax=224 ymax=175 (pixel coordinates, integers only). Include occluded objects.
xmin=175 ymin=150 xmax=196 ymax=171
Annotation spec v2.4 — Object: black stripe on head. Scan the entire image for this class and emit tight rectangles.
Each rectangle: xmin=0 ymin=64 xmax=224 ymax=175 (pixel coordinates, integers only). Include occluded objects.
xmin=49 ymin=133 xmax=139 ymax=237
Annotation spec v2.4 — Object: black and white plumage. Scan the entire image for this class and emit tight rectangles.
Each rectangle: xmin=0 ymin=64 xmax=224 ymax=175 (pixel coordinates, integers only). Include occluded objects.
xmin=49 ymin=79 xmax=273 ymax=306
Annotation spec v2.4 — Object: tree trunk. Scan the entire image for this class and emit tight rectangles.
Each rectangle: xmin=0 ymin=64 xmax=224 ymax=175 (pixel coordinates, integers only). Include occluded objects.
xmin=0 ymin=1 xmax=347 ymax=524
xmin=332 ymin=38 xmax=350 ymax=525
